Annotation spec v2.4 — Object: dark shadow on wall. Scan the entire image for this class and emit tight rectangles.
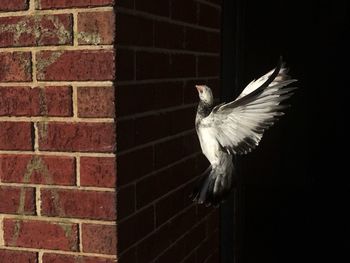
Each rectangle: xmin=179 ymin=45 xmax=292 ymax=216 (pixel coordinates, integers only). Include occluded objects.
xmin=221 ymin=0 xmax=349 ymax=262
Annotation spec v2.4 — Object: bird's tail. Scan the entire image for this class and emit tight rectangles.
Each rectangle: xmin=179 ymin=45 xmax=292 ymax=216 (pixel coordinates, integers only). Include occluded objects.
xmin=190 ymin=165 xmax=234 ymax=206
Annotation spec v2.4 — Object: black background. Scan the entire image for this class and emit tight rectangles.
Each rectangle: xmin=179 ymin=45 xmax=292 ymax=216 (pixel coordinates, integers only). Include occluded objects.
xmin=221 ymin=0 xmax=349 ymax=262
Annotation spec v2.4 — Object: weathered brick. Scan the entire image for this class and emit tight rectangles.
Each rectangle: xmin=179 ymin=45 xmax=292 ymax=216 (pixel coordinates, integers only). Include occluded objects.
xmin=3 ymin=219 xmax=78 ymax=251
xmin=135 ymin=0 xmax=170 ymax=16
xmin=42 ymin=254 xmax=116 ymax=263
xmin=118 ymin=206 xmax=154 ymax=251
xmin=198 ymin=3 xmax=221 ymax=29
xmin=78 ymin=86 xmax=115 ymax=118
xmin=198 ymin=55 xmax=221 ymax=77
xmin=37 ymin=0 xmax=114 ymax=9
xmin=82 ymin=224 xmax=117 ymax=254
xmin=78 ymin=11 xmax=115 ymax=45
xmin=0 ymin=186 xmax=35 ymax=215
xmin=0 ymin=0 xmax=29 ymax=11
xmin=80 ymin=157 xmax=116 ymax=187
xmin=38 ymin=122 xmax=116 ymax=152
xmin=41 ymin=189 xmax=116 ymax=220
xmin=0 ymin=122 xmax=33 ymax=150
xmin=0 ymin=86 xmax=72 ymax=117
xmin=0 ymin=15 xmax=73 ymax=48
xmin=36 ymin=50 xmax=115 ymax=81
xmin=118 ymin=147 xmax=154 ymax=185
xmin=0 ymin=155 xmax=75 ymax=185
xmin=0 ymin=249 xmax=37 ymax=263
xmin=117 ymin=13 xmax=153 ymax=46
xmin=0 ymin=52 xmax=32 ymax=82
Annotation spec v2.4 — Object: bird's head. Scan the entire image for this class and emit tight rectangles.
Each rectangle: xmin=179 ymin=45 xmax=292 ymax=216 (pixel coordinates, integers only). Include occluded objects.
xmin=196 ymin=85 xmax=213 ymax=105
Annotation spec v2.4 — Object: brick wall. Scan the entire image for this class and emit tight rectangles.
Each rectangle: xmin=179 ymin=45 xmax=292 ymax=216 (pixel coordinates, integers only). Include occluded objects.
xmin=116 ymin=0 xmax=222 ymax=262
xmin=0 ymin=0 xmax=117 ymax=262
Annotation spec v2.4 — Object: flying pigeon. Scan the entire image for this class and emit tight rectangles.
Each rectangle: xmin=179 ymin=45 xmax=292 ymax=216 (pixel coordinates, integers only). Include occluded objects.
xmin=191 ymin=58 xmax=297 ymax=206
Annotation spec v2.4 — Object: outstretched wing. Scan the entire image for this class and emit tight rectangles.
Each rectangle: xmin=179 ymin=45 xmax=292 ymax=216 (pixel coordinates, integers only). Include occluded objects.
xmin=202 ymin=58 xmax=297 ymax=155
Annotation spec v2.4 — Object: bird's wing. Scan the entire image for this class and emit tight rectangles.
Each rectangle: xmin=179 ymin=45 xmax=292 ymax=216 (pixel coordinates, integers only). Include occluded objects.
xmin=202 ymin=58 xmax=297 ymax=155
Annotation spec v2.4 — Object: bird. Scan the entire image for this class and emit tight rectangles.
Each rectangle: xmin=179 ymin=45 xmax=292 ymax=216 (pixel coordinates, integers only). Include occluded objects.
xmin=191 ymin=57 xmax=297 ymax=206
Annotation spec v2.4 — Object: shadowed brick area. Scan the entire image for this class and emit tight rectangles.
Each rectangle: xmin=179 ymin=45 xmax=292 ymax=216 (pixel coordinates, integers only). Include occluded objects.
xmin=116 ymin=0 xmax=222 ymax=262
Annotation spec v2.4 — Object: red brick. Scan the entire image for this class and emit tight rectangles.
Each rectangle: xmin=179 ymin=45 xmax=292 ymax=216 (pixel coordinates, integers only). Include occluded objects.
xmin=36 ymin=50 xmax=115 ymax=81
xmin=80 ymin=157 xmax=116 ymax=187
xmin=37 ymin=0 xmax=114 ymax=9
xmin=118 ymin=147 xmax=154 ymax=185
xmin=42 ymin=254 xmax=116 ymax=263
xmin=38 ymin=122 xmax=116 ymax=152
xmin=3 ymin=219 xmax=78 ymax=251
xmin=117 ymin=184 xmax=135 ymax=220
xmin=0 ymin=15 xmax=72 ymax=48
xmin=198 ymin=3 xmax=221 ymax=29
xmin=78 ymin=11 xmax=115 ymax=45
xmin=0 ymin=86 xmax=72 ymax=117
xmin=0 ymin=155 xmax=75 ymax=185
xmin=0 ymin=52 xmax=32 ymax=82
xmin=118 ymin=206 xmax=154 ymax=251
xmin=0 ymin=122 xmax=33 ymax=150
xmin=0 ymin=0 xmax=29 ymax=11
xmin=78 ymin=86 xmax=115 ymax=118
xmin=41 ymin=86 xmax=73 ymax=116
xmin=135 ymin=0 xmax=169 ymax=16
xmin=0 ymin=186 xmax=35 ymax=215
xmin=41 ymin=189 xmax=116 ymax=220
xmin=198 ymin=55 xmax=221 ymax=77
xmin=136 ymin=158 xmax=196 ymax=209
xmin=117 ymin=13 xmax=153 ymax=46
xmin=171 ymin=0 xmax=197 ymax=24
xmin=82 ymin=224 xmax=117 ymax=254
xmin=154 ymin=21 xmax=185 ymax=49
xmin=117 ymin=49 xmax=134 ymax=81
xmin=0 ymin=249 xmax=37 ymax=263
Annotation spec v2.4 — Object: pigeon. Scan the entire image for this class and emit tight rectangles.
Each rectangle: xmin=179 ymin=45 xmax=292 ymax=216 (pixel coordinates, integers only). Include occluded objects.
xmin=191 ymin=57 xmax=297 ymax=206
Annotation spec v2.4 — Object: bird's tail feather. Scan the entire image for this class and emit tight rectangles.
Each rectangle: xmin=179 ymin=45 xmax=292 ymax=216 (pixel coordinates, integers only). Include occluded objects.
xmin=190 ymin=166 xmax=233 ymax=206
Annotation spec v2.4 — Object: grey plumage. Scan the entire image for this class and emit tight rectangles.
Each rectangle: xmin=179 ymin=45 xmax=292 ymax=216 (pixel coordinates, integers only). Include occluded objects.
xmin=191 ymin=58 xmax=297 ymax=206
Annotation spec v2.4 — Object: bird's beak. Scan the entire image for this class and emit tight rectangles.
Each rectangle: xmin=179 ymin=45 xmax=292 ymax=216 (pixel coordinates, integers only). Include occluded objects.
xmin=196 ymin=85 xmax=204 ymax=93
